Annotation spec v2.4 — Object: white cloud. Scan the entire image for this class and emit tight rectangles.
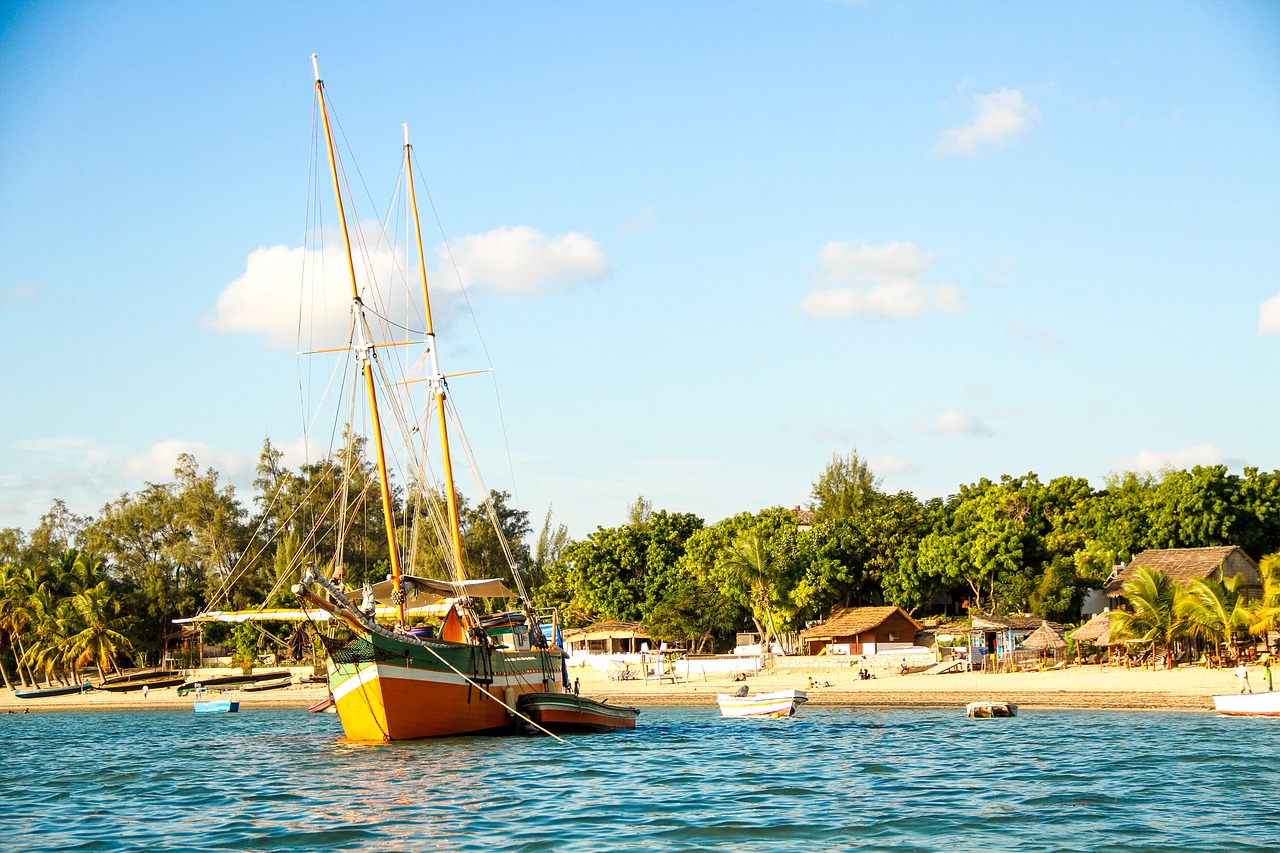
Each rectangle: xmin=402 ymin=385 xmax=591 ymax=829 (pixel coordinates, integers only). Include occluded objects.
xmin=933 ymin=88 xmax=1041 ymax=158
xmin=798 ymin=240 xmax=963 ymax=319
xmin=209 ymin=225 xmax=398 ymax=348
xmin=618 ymin=204 xmax=658 ymax=235
xmin=440 ymin=226 xmax=608 ymax=296
xmin=985 ymin=253 xmax=1019 ymax=286
xmin=1114 ymin=444 xmax=1243 ymax=473
xmin=1258 ymin=291 xmax=1280 ymax=336
xmin=1011 ymin=323 xmax=1058 ymax=349
xmin=121 ymin=439 xmax=254 ymax=483
xmin=918 ymin=409 xmax=990 ymax=437
xmin=870 ymin=454 xmax=916 ymax=474
xmin=211 ymin=224 xmax=609 ymax=347
xmin=1 ymin=284 xmax=40 ymax=308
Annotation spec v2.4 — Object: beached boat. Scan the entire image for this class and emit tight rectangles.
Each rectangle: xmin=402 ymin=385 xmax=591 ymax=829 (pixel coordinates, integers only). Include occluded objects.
xmin=308 ymin=695 xmax=336 ymax=714
xmin=241 ymin=676 xmax=294 ymax=692
xmin=965 ymin=701 xmax=1018 ymax=718
xmin=516 ymin=693 xmax=640 ymax=734
xmin=177 ymin=670 xmax=294 ymax=695
xmin=717 ymin=687 xmax=808 ymax=718
xmin=15 ymin=682 xmax=93 ymax=699
xmin=96 ymin=675 xmax=186 ymax=693
xmin=242 ymin=56 xmax=607 ymax=742
xmin=194 ymin=700 xmax=239 ymax=714
xmin=1212 ymin=692 xmax=1280 ymax=716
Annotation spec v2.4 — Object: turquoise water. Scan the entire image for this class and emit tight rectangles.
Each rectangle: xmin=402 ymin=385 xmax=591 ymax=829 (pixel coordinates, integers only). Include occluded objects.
xmin=1 ymin=706 xmax=1277 ymax=851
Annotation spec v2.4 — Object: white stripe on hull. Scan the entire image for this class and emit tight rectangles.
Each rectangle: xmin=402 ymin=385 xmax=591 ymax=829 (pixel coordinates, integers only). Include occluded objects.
xmin=330 ymin=659 xmax=555 ymax=703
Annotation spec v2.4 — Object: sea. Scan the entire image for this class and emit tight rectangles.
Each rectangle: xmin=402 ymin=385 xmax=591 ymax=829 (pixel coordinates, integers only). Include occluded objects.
xmin=1 ymin=705 xmax=1277 ymax=852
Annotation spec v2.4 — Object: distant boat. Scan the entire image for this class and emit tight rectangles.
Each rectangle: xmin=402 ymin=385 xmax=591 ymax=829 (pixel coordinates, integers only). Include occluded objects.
xmin=965 ymin=701 xmax=1018 ymax=718
xmin=240 ymin=676 xmax=294 ymax=692
xmin=717 ymin=687 xmax=807 ymax=718
xmin=177 ymin=671 xmax=294 ymax=696
xmin=1212 ymin=692 xmax=1280 ymax=716
xmin=15 ymin=682 xmax=93 ymax=699
xmin=194 ymin=700 xmax=239 ymax=714
xmin=516 ymin=693 xmax=640 ymax=734
xmin=96 ymin=675 xmax=186 ymax=693
xmin=308 ymin=696 xmax=336 ymax=714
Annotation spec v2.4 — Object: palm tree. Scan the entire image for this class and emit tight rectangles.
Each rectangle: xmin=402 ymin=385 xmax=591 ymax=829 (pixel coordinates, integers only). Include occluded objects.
xmin=21 ymin=586 xmax=69 ymax=687
xmin=719 ymin=533 xmax=781 ymax=655
xmin=0 ymin=564 xmax=38 ymax=688
xmin=1110 ymin=566 xmax=1183 ymax=665
xmin=1248 ymin=553 xmax=1280 ymax=649
xmin=1178 ymin=574 xmax=1251 ymax=665
xmin=0 ymin=564 xmax=23 ymax=689
xmin=64 ymin=582 xmax=133 ymax=681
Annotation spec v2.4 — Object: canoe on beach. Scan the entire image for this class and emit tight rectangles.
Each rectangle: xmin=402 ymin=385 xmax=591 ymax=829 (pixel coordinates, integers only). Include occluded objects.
xmin=15 ymin=682 xmax=93 ymax=699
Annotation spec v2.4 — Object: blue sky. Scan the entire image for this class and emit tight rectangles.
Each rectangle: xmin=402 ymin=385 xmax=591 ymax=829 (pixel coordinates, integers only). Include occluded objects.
xmin=2 ymin=1 xmax=1278 ymax=541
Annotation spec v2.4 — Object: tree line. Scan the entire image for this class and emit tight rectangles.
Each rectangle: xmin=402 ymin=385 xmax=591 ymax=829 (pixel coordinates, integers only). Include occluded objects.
xmin=2 ymin=446 xmax=1279 ymax=685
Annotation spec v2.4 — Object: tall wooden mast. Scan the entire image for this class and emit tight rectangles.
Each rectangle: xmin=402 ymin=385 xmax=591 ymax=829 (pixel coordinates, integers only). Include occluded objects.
xmin=403 ymin=125 xmax=470 ymax=585
xmin=312 ymin=55 xmax=406 ymax=626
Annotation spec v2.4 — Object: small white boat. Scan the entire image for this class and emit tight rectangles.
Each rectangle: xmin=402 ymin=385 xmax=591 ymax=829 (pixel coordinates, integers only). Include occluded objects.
xmin=717 ymin=687 xmax=807 ymax=718
xmin=1212 ymin=692 xmax=1280 ymax=716
xmin=965 ymin=701 xmax=1017 ymax=718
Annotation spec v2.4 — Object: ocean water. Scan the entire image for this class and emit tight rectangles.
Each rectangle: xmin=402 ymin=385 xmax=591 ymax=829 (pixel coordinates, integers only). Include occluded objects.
xmin=1 ymin=705 xmax=1277 ymax=852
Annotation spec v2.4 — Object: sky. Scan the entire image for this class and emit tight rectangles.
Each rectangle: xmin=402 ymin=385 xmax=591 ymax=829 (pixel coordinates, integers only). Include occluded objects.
xmin=2 ymin=0 xmax=1279 ymax=543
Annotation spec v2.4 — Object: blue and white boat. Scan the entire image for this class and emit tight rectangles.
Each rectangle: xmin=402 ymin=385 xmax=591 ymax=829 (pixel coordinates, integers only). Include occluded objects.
xmin=193 ymin=700 xmax=239 ymax=714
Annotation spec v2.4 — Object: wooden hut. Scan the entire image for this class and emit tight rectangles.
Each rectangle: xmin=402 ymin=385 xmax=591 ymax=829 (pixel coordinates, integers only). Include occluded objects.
xmin=799 ymin=606 xmax=922 ymax=656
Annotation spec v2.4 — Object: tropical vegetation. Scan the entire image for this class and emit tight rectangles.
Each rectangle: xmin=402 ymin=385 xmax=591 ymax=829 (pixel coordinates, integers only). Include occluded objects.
xmin=3 ymin=444 xmax=1280 ymax=684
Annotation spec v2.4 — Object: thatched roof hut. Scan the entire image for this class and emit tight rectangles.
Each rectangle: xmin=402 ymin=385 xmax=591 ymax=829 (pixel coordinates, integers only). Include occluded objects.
xmin=1106 ymin=546 xmax=1262 ymax=600
xmin=1022 ymin=622 xmax=1067 ymax=650
xmin=1070 ymin=612 xmax=1113 ymax=647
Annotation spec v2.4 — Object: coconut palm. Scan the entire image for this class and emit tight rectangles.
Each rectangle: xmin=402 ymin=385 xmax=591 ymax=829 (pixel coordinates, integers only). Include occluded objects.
xmin=719 ymin=532 xmax=781 ymax=654
xmin=1248 ymin=553 xmax=1280 ymax=647
xmin=63 ymin=582 xmax=133 ymax=680
xmin=0 ymin=563 xmax=24 ymax=689
xmin=1178 ymin=574 xmax=1251 ymax=665
xmin=21 ymin=586 xmax=70 ymax=686
xmin=1110 ymin=566 xmax=1183 ymax=665
xmin=0 ymin=564 xmax=39 ymax=688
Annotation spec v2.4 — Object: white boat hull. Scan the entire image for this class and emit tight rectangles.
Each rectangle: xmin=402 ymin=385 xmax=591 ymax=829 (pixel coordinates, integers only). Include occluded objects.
xmin=1212 ymin=692 xmax=1280 ymax=716
xmin=717 ymin=689 xmax=807 ymax=718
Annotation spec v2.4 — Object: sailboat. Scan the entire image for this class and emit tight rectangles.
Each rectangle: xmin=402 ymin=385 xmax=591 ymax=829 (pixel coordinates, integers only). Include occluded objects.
xmin=283 ymin=56 xmax=637 ymax=742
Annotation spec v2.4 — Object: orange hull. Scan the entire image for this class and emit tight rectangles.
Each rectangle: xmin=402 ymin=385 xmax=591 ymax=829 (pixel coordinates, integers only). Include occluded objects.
xmin=332 ymin=661 xmax=556 ymax=741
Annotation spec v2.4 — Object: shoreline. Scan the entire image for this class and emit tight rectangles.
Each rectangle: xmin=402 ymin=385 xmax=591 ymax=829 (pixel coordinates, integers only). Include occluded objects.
xmin=0 ymin=663 xmax=1253 ymax=715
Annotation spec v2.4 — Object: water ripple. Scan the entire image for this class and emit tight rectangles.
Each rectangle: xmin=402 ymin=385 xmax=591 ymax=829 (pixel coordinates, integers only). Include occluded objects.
xmin=3 ymin=707 xmax=1279 ymax=850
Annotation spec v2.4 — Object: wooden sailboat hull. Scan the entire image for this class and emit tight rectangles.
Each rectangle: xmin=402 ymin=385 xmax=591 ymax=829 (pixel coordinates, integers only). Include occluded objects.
xmin=327 ymin=631 xmax=566 ymax=741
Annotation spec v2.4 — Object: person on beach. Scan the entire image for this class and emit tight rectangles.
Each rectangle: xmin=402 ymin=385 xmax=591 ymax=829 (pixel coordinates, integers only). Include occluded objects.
xmin=1264 ymin=661 xmax=1273 ymax=692
xmin=1236 ymin=662 xmax=1251 ymax=693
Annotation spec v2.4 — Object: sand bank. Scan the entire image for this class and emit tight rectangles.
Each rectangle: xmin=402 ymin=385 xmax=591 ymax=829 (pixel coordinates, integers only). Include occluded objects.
xmin=0 ymin=662 xmax=1260 ymax=714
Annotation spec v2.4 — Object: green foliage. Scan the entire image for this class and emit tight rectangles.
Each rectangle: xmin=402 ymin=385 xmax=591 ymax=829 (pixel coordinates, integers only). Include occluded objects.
xmin=810 ymin=449 xmax=881 ymax=522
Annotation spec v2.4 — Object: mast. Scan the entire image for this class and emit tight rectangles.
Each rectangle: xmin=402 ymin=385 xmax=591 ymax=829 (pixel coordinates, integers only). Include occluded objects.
xmin=403 ymin=124 xmax=470 ymax=586
xmin=312 ymin=55 xmax=407 ymax=627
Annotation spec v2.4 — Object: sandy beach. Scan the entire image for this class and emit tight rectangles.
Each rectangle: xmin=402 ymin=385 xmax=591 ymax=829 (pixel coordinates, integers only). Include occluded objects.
xmin=0 ymin=662 xmax=1261 ymax=714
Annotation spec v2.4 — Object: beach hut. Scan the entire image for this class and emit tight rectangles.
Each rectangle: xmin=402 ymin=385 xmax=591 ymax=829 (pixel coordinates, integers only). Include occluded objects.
xmin=1105 ymin=546 xmax=1263 ymax=608
xmin=1022 ymin=622 xmax=1068 ymax=667
xmin=799 ymin=606 xmax=922 ymax=657
xmin=1069 ymin=612 xmax=1114 ymax=664
xmin=969 ymin=616 xmax=1064 ymax=672
xmin=562 ymin=621 xmax=652 ymax=658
